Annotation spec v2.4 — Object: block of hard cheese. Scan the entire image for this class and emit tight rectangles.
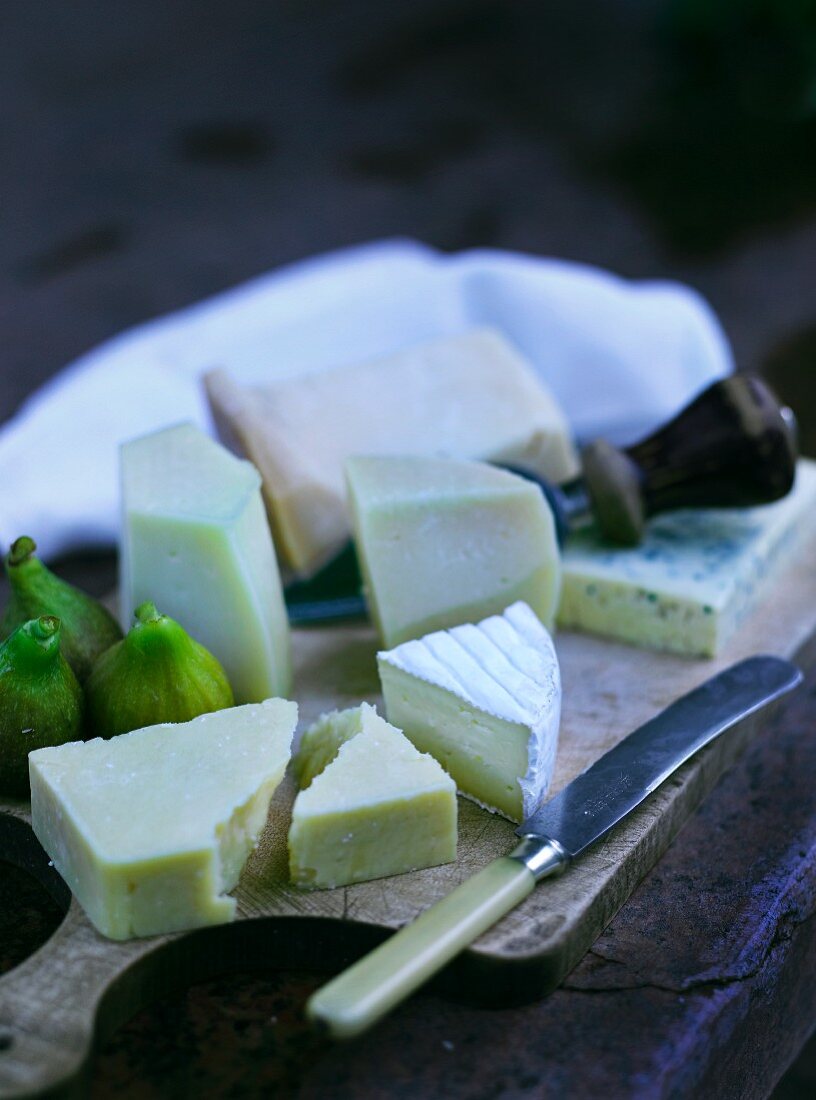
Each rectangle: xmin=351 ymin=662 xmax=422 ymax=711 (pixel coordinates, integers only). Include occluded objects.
xmin=289 ymin=703 xmax=456 ymax=889
xmin=379 ymin=602 xmax=561 ymax=822
xmin=558 ymin=458 xmax=816 ymax=657
xmin=205 ymin=328 xmax=578 ymax=577
xmin=29 ymin=699 xmax=297 ymax=940
xmin=120 ymin=423 xmax=291 ymax=702
xmin=346 ymin=454 xmax=561 ymax=647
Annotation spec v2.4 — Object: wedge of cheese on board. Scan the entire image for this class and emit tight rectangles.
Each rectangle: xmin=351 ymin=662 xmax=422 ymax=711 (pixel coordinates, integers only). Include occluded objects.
xmin=558 ymin=458 xmax=816 ymax=657
xmin=120 ymin=423 xmax=291 ymax=702
xmin=346 ymin=454 xmax=561 ymax=648
xmin=29 ymin=699 xmax=297 ymax=940
xmin=289 ymin=703 xmax=457 ymax=889
xmin=378 ymin=601 xmax=561 ymax=823
xmin=205 ymin=328 xmax=578 ymax=577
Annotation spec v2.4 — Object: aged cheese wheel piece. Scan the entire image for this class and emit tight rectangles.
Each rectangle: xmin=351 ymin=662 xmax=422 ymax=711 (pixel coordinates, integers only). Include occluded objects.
xmin=205 ymin=328 xmax=578 ymax=577
xmin=346 ymin=454 xmax=561 ymax=648
xmin=29 ymin=699 xmax=297 ymax=940
xmin=120 ymin=423 xmax=291 ymax=702
xmin=289 ymin=703 xmax=457 ymax=889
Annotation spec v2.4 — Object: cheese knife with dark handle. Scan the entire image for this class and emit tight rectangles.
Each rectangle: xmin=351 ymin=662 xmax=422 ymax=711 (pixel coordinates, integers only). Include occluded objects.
xmin=306 ymin=654 xmax=801 ymax=1038
xmin=285 ymin=374 xmax=798 ymax=622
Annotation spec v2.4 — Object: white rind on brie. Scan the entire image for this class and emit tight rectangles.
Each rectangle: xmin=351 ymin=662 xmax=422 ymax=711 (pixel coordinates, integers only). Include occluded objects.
xmin=378 ymin=601 xmax=561 ymax=822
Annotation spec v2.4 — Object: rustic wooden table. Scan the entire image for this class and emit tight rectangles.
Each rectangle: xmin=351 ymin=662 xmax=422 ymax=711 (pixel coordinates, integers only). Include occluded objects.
xmin=2 ymin=2 xmax=816 ymax=1096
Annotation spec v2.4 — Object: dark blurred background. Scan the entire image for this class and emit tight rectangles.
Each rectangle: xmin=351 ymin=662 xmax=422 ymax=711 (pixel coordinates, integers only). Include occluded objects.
xmin=3 ymin=0 xmax=816 ymax=433
xmin=2 ymin=1 xmax=815 ymax=1095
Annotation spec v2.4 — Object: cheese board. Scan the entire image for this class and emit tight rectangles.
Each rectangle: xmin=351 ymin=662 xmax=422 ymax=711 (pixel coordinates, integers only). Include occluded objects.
xmin=0 ymin=527 xmax=814 ymax=1098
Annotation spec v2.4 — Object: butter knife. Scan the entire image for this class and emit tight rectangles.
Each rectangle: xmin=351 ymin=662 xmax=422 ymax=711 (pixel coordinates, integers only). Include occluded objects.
xmin=306 ymin=655 xmax=801 ymax=1038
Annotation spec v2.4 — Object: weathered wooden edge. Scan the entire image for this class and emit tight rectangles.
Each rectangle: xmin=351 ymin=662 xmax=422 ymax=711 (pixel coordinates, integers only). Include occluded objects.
xmin=0 ymin=639 xmax=812 ymax=1100
xmin=1 ymin=575 xmax=815 ymax=1098
xmin=452 ymin=691 xmax=796 ymax=1000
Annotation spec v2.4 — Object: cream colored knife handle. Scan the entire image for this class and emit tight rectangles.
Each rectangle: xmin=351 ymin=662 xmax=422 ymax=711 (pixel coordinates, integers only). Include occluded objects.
xmin=307 ymin=838 xmax=568 ymax=1039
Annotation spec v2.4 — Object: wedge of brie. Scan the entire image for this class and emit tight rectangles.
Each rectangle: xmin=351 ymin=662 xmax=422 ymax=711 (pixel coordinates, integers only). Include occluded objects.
xmin=289 ymin=703 xmax=457 ymax=889
xmin=346 ymin=454 xmax=561 ymax=648
xmin=29 ymin=699 xmax=297 ymax=940
xmin=205 ymin=328 xmax=578 ymax=577
xmin=378 ymin=602 xmax=561 ymax=823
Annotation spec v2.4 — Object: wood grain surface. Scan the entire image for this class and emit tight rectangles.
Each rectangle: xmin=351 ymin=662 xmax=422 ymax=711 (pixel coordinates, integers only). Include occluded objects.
xmin=0 ymin=530 xmax=814 ymax=1097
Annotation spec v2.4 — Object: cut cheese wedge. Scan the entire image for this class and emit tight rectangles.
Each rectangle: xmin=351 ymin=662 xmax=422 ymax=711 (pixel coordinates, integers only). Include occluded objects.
xmin=346 ymin=454 xmax=561 ymax=647
xmin=289 ymin=703 xmax=457 ymax=889
xmin=378 ymin=602 xmax=561 ymax=823
xmin=120 ymin=423 xmax=291 ymax=703
xmin=558 ymin=458 xmax=816 ymax=657
xmin=29 ymin=699 xmax=297 ymax=940
xmin=205 ymin=328 xmax=578 ymax=576
xmin=293 ymin=703 xmax=374 ymax=790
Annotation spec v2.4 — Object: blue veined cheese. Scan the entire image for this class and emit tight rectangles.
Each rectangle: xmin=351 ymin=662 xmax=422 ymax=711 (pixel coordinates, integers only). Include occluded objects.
xmin=378 ymin=601 xmax=561 ymax=823
xmin=558 ymin=458 xmax=816 ymax=657
xmin=120 ymin=423 xmax=291 ymax=702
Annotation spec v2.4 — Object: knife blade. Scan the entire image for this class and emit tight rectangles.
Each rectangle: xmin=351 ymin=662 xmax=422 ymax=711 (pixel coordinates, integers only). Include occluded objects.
xmin=306 ymin=655 xmax=801 ymax=1039
xmin=519 ymin=654 xmax=799 ymax=857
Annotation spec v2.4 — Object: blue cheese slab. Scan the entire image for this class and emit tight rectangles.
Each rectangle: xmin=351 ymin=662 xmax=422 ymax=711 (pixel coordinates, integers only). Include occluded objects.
xmin=557 ymin=459 xmax=816 ymax=657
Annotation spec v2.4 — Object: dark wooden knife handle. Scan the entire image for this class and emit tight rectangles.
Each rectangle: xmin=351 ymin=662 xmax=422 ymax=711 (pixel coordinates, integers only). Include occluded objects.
xmin=581 ymin=375 xmax=799 ymax=545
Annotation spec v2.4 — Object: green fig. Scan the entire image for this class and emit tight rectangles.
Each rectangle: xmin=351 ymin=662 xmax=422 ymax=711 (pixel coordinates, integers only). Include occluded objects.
xmin=0 ymin=616 xmax=84 ymax=797
xmin=86 ymin=601 xmax=234 ymax=739
xmin=1 ymin=536 xmax=123 ymax=683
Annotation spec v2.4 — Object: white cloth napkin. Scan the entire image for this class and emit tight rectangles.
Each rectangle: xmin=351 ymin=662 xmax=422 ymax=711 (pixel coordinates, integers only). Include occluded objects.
xmin=0 ymin=239 xmax=733 ymax=560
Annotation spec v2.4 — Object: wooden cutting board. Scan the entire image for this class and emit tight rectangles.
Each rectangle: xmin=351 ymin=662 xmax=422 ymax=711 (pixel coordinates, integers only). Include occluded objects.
xmin=1 ymin=534 xmax=815 ymax=1098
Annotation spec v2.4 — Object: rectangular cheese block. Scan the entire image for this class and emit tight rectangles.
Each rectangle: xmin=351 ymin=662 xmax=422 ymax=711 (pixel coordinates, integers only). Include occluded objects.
xmin=558 ymin=458 xmax=816 ymax=656
xmin=120 ymin=423 xmax=291 ymax=703
xmin=378 ymin=601 xmax=561 ymax=822
xmin=346 ymin=454 xmax=561 ymax=648
xmin=205 ymin=328 xmax=578 ymax=577
xmin=289 ymin=703 xmax=457 ymax=888
xmin=29 ymin=699 xmax=297 ymax=940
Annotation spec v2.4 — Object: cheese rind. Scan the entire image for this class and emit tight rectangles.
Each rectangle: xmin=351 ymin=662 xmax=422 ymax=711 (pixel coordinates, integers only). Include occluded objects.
xmin=205 ymin=328 xmax=578 ymax=576
xmin=378 ymin=601 xmax=561 ymax=822
xmin=558 ymin=458 xmax=816 ymax=657
xmin=120 ymin=423 xmax=291 ymax=702
xmin=288 ymin=704 xmax=457 ymax=888
xmin=29 ymin=699 xmax=297 ymax=940
xmin=346 ymin=455 xmax=561 ymax=648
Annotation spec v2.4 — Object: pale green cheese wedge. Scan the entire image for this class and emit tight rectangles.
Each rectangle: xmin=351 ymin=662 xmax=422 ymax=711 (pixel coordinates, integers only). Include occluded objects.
xmin=120 ymin=423 xmax=291 ymax=702
xmin=29 ymin=699 xmax=297 ymax=940
xmin=378 ymin=601 xmax=560 ymax=823
xmin=289 ymin=703 xmax=457 ymax=889
xmin=558 ymin=458 xmax=816 ymax=657
xmin=205 ymin=328 xmax=578 ymax=577
xmin=346 ymin=455 xmax=561 ymax=648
